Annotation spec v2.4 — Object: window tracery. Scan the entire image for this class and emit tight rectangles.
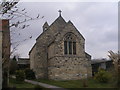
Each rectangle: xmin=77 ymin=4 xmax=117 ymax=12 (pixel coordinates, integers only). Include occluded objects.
xmin=64 ymin=33 xmax=76 ymax=55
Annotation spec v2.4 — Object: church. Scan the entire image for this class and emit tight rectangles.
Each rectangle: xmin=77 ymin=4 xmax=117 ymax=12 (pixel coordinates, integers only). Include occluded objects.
xmin=29 ymin=11 xmax=92 ymax=80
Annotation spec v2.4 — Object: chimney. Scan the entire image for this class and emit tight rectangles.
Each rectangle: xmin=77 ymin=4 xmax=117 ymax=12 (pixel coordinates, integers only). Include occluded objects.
xmin=43 ymin=22 xmax=49 ymax=32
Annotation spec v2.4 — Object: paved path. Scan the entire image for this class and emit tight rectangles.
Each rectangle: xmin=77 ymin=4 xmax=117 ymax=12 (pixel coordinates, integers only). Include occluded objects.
xmin=25 ymin=79 xmax=68 ymax=90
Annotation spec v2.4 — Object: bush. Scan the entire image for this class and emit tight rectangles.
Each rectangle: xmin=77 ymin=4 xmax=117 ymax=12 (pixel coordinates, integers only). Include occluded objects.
xmin=94 ymin=68 xmax=112 ymax=83
xmin=9 ymin=59 xmax=18 ymax=75
xmin=24 ymin=68 xmax=36 ymax=80
xmin=15 ymin=70 xmax=25 ymax=82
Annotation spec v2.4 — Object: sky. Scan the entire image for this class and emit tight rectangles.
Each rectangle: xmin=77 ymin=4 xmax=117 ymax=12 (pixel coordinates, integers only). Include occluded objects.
xmin=10 ymin=1 xmax=118 ymax=59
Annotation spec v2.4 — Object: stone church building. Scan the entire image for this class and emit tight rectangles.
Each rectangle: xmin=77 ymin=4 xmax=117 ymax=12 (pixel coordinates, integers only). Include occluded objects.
xmin=29 ymin=12 xmax=92 ymax=80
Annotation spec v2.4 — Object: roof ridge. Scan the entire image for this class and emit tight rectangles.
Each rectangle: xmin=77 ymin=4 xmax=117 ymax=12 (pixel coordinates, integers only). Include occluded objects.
xmin=48 ymin=15 xmax=66 ymax=28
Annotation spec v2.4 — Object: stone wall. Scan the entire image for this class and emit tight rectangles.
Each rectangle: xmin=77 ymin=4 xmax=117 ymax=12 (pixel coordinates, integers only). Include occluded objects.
xmin=29 ymin=16 xmax=92 ymax=80
xmin=48 ymin=43 xmax=55 ymax=59
xmin=54 ymin=38 xmax=85 ymax=57
xmin=34 ymin=17 xmax=67 ymax=78
xmin=47 ymin=32 xmax=92 ymax=80
xmin=29 ymin=44 xmax=36 ymax=70
xmin=35 ymin=44 xmax=48 ymax=79
xmin=47 ymin=21 xmax=92 ymax=80
xmin=48 ymin=56 xmax=91 ymax=80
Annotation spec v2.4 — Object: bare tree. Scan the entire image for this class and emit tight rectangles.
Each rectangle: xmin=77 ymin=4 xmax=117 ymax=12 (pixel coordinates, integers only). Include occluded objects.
xmin=108 ymin=50 xmax=120 ymax=88
xmin=1 ymin=0 xmax=43 ymax=88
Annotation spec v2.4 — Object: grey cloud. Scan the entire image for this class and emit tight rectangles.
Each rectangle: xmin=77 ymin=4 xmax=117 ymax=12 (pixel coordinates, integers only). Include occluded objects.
xmin=11 ymin=2 xmax=117 ymax=59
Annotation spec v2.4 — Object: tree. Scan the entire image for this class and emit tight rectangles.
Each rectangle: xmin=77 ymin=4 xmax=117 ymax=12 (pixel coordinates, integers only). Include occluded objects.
xmin=1 ymin=0 xmax=43 ymax=55
xmin=108 ymin=51 xmax=120 ymax=88
xmin=1 ymin=0 xmax=43 ymax=88
xmin=9 ymin=56 xmax=18 ymax=75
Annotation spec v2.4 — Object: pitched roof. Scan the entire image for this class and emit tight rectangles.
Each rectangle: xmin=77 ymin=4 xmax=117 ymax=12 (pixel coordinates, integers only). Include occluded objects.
xmin=50 ymin=15 xmax=66 ymax=28
xmin=36 ymin=15 xmax=66 ymax=40
xmin=67 ymin=20 xmax=85 ymax=40
xmin=29 ymin=43 xmax=36 ymax=55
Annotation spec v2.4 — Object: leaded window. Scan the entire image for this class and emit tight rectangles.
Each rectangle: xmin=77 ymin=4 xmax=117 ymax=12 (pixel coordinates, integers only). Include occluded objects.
xmin=64 ymin=33 xmax=76 ymax=55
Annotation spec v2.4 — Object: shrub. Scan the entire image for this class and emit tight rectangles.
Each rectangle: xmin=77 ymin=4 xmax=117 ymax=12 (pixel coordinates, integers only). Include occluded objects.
xmin=9 ymin=59 xmax=18 ymax=75
xmin=15 ymin=70 xmax=25 ymax=82
xmin=94 ymin=68 xmax=112 ymax=83
xmin=24 ymin=68 xmax=36 ymax=80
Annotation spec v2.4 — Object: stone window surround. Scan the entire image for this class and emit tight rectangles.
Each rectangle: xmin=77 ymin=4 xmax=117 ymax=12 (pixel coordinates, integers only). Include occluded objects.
xmin=64 ymin=32 xmax=76 ymax=55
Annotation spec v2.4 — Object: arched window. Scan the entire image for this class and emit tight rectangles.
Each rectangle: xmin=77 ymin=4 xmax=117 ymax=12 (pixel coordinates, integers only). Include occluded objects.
xmin=64 ymin=33 xmax=76 ymax=55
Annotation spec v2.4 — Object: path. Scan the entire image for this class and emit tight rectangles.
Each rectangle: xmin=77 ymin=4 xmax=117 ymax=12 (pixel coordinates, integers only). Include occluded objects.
xmin=25 ymin=79 xmax=68 ymax=90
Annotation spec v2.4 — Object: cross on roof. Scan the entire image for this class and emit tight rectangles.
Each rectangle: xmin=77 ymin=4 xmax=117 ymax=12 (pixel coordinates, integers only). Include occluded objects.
xmin=58 ymin=10 xmax=62 ymax=16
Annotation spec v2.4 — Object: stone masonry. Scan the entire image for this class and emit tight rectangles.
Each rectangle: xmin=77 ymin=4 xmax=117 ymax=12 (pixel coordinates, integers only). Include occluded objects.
xmin=29 ymin=13 xmax=92 ymax=80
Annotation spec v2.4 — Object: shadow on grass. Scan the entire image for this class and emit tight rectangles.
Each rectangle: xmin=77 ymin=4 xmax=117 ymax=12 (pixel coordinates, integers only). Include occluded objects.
xmin=8 ymin=78 xmax=50 ymax=89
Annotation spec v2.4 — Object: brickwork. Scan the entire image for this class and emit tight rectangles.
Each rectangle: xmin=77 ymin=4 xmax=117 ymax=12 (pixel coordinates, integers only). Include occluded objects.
xmin=0 ymin=19 xmax=10 ymax=88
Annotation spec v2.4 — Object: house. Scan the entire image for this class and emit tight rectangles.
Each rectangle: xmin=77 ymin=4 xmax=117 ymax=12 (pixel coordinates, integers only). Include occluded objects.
xmin=91 ymin=59 xmax=113 ymax=76
xmin=17 ymin=58 xmax=30 ymax=69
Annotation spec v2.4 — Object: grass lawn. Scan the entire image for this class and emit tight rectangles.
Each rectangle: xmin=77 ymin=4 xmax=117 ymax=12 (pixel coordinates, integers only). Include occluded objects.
xmin=9 ymin=78 xmax=115 ymax=89
xmin=35 ymin=78 xmax=115 ymax=88
xmin=9 ymin=78 xmax=44 ymax=88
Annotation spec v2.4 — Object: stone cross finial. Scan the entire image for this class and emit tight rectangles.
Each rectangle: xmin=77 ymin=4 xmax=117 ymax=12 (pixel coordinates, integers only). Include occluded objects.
xmin=58 ymin=10 xmax=62 ymax=16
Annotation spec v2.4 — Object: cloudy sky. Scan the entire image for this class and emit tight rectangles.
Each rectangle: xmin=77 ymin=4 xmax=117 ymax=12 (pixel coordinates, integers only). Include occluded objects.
xmin=10 ymin=1 xmax=118 ymax=59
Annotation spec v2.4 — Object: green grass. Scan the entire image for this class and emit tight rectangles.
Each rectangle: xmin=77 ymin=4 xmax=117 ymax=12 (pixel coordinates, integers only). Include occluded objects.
xmin=35 ymin=78 xmax=114 ymax=88
xmin=9 ymin=78 xmax=43 ymax=88
xmin=9 ymin=77 xmax=115 ymax=88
